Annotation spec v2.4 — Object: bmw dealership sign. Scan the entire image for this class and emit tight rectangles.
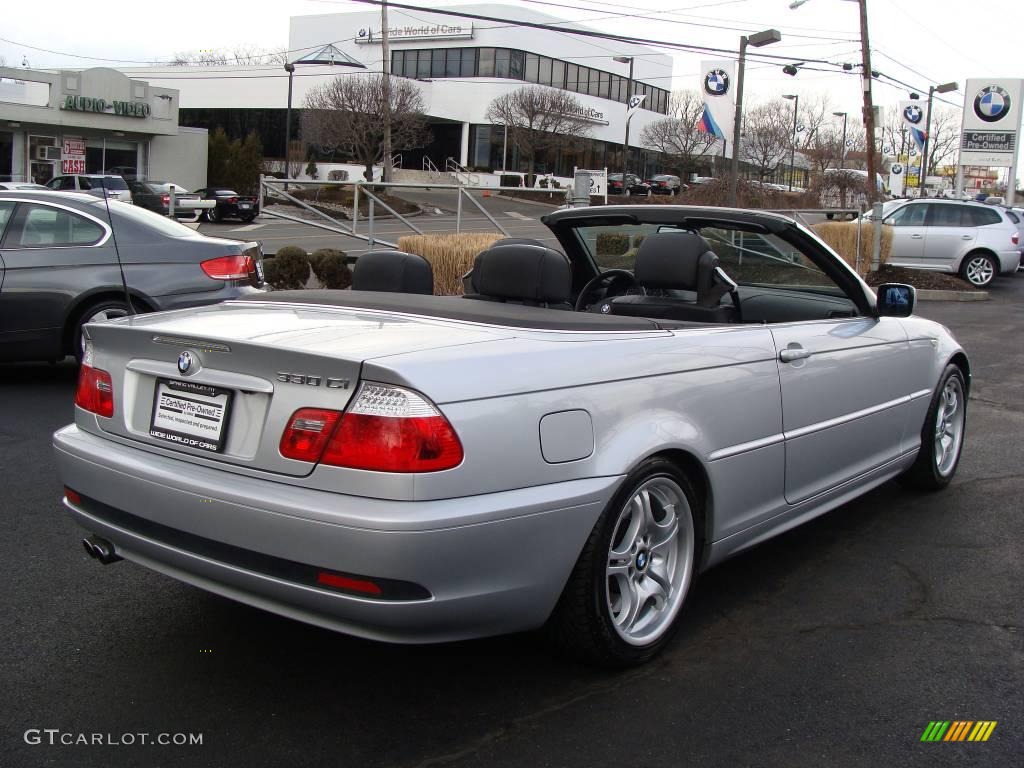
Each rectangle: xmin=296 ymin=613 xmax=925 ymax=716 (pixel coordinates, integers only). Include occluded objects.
xmin=959 ymin=78 xmax=1023 ymax=167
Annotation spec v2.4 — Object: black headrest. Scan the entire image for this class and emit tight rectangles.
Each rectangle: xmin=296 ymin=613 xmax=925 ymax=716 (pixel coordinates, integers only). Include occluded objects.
xmin=352 ymin=250 xmax=434 ymax=295
xmin=634 ymin=232 xmax=718 ymax=291
xmin=472 ymin=244 xmax=571 ymax=303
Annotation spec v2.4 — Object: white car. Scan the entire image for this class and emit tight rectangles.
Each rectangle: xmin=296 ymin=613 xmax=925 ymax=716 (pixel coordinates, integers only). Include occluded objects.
xmin=882 ymin=199 xmax=1020 ymax=287
xmin=45 ymin=174 xmax=133 ymax=203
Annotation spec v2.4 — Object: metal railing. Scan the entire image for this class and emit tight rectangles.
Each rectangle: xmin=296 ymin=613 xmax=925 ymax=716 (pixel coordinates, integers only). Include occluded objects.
xmin=259 ymin=177 xmax=556 ymax=250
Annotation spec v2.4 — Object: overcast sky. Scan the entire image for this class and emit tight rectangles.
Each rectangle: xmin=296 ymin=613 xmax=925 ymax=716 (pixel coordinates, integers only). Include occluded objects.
xmin=2 ymin=0 xmax=1020 ymax=122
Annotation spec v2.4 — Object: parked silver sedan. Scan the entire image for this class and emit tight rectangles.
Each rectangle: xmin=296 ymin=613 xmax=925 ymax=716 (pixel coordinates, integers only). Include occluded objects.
xmin=54 ymin=206 xmax=969 ymax=666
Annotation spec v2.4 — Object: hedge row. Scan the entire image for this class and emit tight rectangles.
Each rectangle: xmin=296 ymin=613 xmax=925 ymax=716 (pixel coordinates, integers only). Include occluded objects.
xmin=263 ymin=247 xmax=352 ymax=290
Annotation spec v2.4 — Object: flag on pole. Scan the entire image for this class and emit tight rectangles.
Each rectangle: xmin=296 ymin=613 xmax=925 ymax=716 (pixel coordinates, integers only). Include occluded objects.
xmin=900 ymin=100 xmax=927 ymax=152
xmin=698 ymin=61 xmax=736 ymax=145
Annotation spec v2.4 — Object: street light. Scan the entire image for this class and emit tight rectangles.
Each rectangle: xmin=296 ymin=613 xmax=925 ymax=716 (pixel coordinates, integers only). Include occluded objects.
xmin=282 ymin=45 xmax=366 ymax=188
xmin=918 ymin=80 xmax=958 ymax=197
xmin=833 ymin=111 xmax=848 ymax=169
xmin=728 ymin=28 xmax=782 ymax=206
xmin=613 ymin=55 xmax=635 ymax=183
xmin=783 ymin=94 xmax=799 ymax=191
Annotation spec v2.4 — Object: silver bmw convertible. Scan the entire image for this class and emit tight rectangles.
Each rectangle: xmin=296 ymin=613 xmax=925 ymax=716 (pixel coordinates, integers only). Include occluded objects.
xmin=53 ymin=206 xmax=969 ymax=666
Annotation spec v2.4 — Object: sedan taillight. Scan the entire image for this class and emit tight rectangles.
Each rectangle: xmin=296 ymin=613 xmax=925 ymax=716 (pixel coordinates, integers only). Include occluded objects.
xmin=1012 ymin=232 xmax=1019 ymax=246
xmin=279 ymin=383 xmax=463 ymax=472
xmin=201 ymin=255 xmax=254 ymax=280
xmin=75 ymin=364 xmax=114 ymax=418
xmin=161 ymin=194 xmax=170 ymax=205
xmin=227 ymin=196 xmax=238 ymax=204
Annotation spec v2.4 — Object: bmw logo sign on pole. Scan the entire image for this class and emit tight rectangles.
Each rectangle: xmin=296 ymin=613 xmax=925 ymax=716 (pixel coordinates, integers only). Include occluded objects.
xmin=177 ymin=351 xmax=193 ymax=375
xmin=903 ymin=104 xmax=923 ymax=124
xmin=704 ymin=69 xmax=730 ymax=97
xmin=974 ymin=85 xmax=1011 ymax=123
xmin=891 ymin=164 xmax=903 ymax=175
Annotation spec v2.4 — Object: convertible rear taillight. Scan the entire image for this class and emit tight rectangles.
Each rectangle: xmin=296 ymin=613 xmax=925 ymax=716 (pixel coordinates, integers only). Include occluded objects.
xmin=227 ymin=196 xmax=239 ymax=204
xmin=75 ymin=364 xmax=114 ymax=418
xmin=201 ymin=254 xmax=255 ymax=280
xmin=1012 ymin=232 xmax=1019 ymax=246
xmin=279 ymin=383 xmax=464 ymax=472
xmin=161 ymin=194 xmax=170 ymax=205
xmin=280 ymin=408 xmax=343 ymax=462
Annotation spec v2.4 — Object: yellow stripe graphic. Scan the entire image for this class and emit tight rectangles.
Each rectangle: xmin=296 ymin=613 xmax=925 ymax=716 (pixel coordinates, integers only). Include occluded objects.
xmin=980 ymin=721 xmax=997 ymax=742
xmin=968 ymin=722 xmax=986 ymax=741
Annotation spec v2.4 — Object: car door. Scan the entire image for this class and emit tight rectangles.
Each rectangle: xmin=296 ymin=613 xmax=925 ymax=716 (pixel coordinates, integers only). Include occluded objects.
xmin=922 ymin=203 xmax=974 ymax=271
xmin=884 ymin=202 xmax=928 ymax=267
xmin=0 ymin=201 xmax=14 ymax=295
xmin=0 ymin=201 xmax=113 ymax=361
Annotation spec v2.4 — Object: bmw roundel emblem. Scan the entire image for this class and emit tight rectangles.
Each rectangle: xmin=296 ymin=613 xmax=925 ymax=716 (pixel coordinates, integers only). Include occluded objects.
xmin=177 ymin=351 xmax=194 ymax=375
xmin=704 ymin=69 xmax=730 ymax=97
xmin=600 ymin=303 xmax=612 ymax=314
xmin=903 ymin=104 xmax=923 ymax=124
xmin=890 ymin=163 xmax=903 ymax=175
xmin=974 ymin=85 xmax=1011 ymax=123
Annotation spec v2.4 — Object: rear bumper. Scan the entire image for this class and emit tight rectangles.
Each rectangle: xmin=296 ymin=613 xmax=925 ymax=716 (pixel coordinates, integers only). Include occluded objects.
xmin=152 ymin=284 xmax=266 ymax=312
xmin=53 ymin=425 xmax=615 ymax=643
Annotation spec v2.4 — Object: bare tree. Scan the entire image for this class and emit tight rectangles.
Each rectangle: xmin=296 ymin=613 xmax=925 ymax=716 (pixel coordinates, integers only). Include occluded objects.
xmin=302 ymin=74 xmax=428 ymax=183
xmin=741 ymin=101 xmax=792 ymax=181
xmin=170 ymin=46 xmax=287 ymax=66
xmin=640 ymin=89 xmax=715 ymax=178
xmin=925 ymin=108 xmax=960 ymax=177
xmin=793 ymin=94 xmax=833 ymax=151
xmin=485 ymin=86 xmax=595 ymax=186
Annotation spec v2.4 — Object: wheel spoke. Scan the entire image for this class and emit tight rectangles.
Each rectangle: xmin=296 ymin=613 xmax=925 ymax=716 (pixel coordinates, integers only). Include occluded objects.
xmin=614 ymin=578 xmax=642 ymax=629
xmin=649 ymin=518 xmax=679 ymax=556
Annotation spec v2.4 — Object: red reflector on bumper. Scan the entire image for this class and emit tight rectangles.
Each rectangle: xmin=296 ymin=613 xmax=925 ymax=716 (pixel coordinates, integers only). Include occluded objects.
xmin=316 ymin=571 xmax=383 ymax=596
xmin=64 ymin=487 xmax=82 ymax=505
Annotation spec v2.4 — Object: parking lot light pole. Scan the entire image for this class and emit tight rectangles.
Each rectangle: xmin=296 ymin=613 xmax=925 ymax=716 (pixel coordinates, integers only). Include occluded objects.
xmin=284 ymin=62 xmax=295 ymax=190
xmin=918 ymin=81 xmax=958 ymax=197
xmin=833 ymin=111 xmax=848 ymax=169
xmin=783 ymin=94 xmax=799 ymax=190
xmin=613 ymin=56 xmax=634 ymax=182
xmin=729 ymin=29 xmax=782 ymax=206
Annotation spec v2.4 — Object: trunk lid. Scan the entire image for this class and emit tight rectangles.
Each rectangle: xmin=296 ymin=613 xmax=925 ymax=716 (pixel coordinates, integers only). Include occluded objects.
xmin=83 ymin=301 xmax=510 ymax=476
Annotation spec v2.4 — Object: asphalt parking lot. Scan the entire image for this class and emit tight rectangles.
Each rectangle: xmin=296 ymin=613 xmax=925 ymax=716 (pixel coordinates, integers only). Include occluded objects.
xmin=0 ymin=275 xmax=1021 ymax=768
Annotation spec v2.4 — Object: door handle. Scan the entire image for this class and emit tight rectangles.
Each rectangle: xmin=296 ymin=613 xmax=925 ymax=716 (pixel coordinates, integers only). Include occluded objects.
xmin=779 ymin=347 xmax=811 ymax=363
xmin=961 ymin=235 xmax=973 ymax=240
xmin=910 ymin=234 xmax=924 ymax=239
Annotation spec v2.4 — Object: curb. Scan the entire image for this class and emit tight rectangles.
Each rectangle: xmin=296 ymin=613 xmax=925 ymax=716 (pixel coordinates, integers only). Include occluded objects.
xmin=916 ymin=289 xmax=989 ymax=301
xmin=490 ymin=193 xmax=565 ymax=208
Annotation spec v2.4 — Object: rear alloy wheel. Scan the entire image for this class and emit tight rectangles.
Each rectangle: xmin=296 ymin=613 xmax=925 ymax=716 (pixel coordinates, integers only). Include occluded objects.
xmin=900 ymin=364 xmax=967 ymax=490
xmin=74 ymin=300 xmax=132 ymax=362
xmin=549 ymin=457 xmax=697 ymax=667
xmin=205 ymin=206 xmax=220 ymax=223
xmin=624 ymin=188 xmax=631 ymax=197
xmin=960 ymin=252 xmax=997 ymax=288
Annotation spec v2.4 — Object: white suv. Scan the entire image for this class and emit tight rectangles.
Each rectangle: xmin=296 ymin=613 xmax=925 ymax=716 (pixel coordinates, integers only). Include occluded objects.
xmin=883 ymin=199 xmax=1020 ymax=287
xmin=45 ymin=174 xmax=133 ymax=204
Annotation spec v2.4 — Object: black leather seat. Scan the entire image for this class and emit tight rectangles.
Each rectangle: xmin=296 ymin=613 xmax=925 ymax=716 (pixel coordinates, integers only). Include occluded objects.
xmin=464 ymin=243 xmax=573 ymax=309
xmin=601 ymin=232 xmax=737 ymax=323
xmin=352 ymin=250 xmax=434 ymax=294
xmin=461 ymin=238 xmax=545 ymax=293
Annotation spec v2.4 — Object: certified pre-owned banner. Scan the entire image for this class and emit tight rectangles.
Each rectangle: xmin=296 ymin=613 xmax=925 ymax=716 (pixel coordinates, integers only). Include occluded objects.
xmin=959 ymin=78 xmax=1024 ymax=166
xmin=900 ymin=100 xmax=928 ymax=153
xmin=698 ymin=61 xmax=736 ymax=147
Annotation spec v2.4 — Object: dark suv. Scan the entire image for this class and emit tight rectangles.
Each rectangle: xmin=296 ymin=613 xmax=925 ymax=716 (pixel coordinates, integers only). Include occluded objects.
xmin=0 ymin=191 xmax=265 ymax=362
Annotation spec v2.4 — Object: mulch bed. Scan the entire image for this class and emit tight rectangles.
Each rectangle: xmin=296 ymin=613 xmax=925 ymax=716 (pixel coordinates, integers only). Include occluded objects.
xmin=863 ymin=265 xmax=976 ymax=291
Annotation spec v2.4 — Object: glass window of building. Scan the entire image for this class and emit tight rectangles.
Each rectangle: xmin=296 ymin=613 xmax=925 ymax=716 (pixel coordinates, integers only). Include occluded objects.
xmin=598 ymin=71 xmax=610 ymax=100
xmin=538 ymin=57 xmax=552 ymax=86
xmin=431 ymin=49 xmax=446 ymax=78
xmin=510 ymin=50 xmax=525 ymax=79
xmin=461 ymin=48 xmax=477 ymax=77
xmin=416 ymin=50 xmax=431 ymax=79
xmin=478 ymin=48 xmax=495 ymax=77
xmin=525 ymin=54 xmax=539 ymax=82
xmin=565 ymin=64 xmax=579 ymax=92
xmin=551 ymin=60 xmax=565 ymax=89
xmin=494 ymin=48 xmax=510 ymax=78
xmin=445 ymin=49 xmax=461 ymax=77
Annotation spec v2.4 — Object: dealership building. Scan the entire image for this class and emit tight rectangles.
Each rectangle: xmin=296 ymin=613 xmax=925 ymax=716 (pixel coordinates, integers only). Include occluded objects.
xmin=0 ymin=66 xmax=208 ymax=189
xmin=112 ymin=3 xmax=678 ymax=180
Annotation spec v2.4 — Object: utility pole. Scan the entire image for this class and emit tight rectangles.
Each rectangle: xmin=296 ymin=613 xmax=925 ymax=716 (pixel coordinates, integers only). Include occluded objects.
xmin=380 ymin=0 xmax=393 ymax=184
xmin=857 ymin=0 xmax=879 ymax=203
xmin=613 ymin=56 xmax=635 ymax=181
xmin=783 ymin=94 xmax=799 ymax=191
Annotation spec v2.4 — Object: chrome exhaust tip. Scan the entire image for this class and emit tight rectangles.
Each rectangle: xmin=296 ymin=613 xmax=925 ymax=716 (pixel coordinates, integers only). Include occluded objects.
xmin=82 ymin=535 xmax=122 ymax=565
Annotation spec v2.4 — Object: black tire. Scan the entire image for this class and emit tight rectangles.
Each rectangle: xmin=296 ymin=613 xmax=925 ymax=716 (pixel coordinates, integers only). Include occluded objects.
xmin=959 ymin=251 xmax=997 ymax=288
xmin=73 ymin=299 xmax=132 ymax=363
xmin=826 ymin=213 xmax=835 ymax=220
xmin=899 ymin=364 xmax=967 ymax=490
xmin=241 ymin=213 xmax=256 ymax=223
xmin=205 ymin=206 xmax=220 ymax=224
xmin=547 ymin=457 xmax=700 ymax=667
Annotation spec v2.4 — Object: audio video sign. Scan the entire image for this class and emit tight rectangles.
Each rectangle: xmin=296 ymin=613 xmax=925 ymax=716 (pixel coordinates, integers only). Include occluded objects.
xmin=959 ymin=79 xmax=1023 ymax=166
xmin=60 ymin=94 xmax=151 ymax=118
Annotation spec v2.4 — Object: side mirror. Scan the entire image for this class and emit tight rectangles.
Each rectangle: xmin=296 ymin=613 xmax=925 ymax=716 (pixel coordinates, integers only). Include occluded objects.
xmin=876 ymin=283 xmax=916 ymax=317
